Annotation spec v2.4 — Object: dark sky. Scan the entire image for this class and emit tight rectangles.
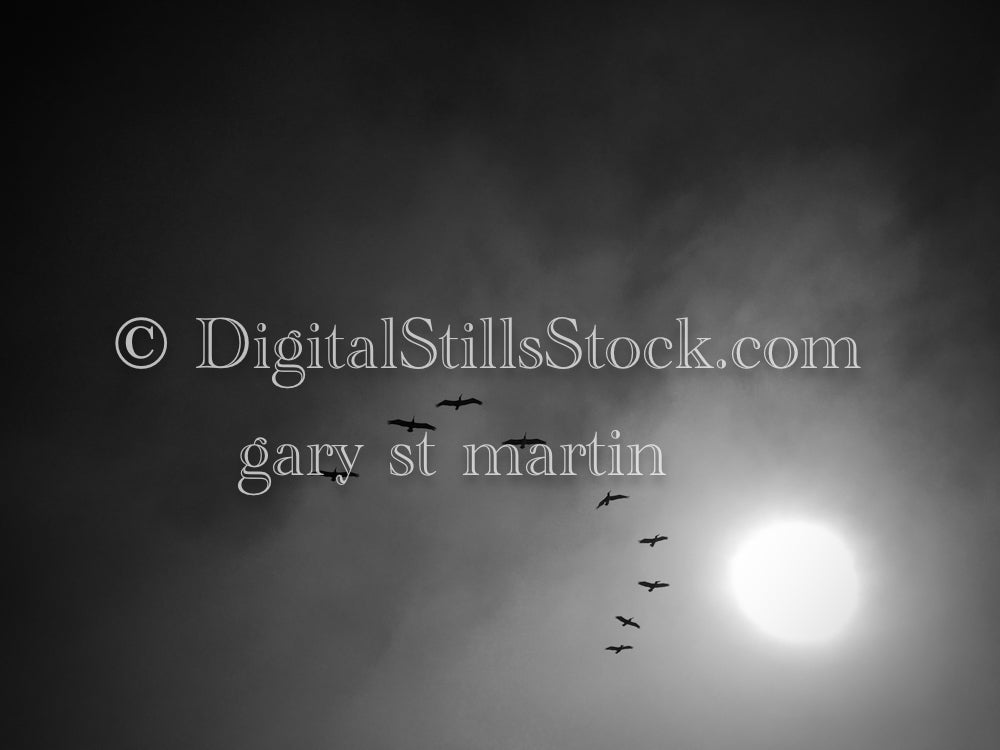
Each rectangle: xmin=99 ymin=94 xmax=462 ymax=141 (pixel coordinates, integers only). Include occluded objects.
xmin=13 ymin=4 xmax=999 ymax=749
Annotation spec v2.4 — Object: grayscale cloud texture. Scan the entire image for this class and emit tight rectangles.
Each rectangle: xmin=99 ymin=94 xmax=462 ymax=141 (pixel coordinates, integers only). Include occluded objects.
xmin=13 ymin=4 xmax=998 ymax=748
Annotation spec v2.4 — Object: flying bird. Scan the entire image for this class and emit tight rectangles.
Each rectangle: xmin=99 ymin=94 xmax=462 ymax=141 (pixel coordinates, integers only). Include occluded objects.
xmin=387 ymin=416 xmax=437 ymax=432
xmin=616 ymin=616 xmax=640 ymax=629
xmin=502 ymin=433 xmax=547 ymax=449
xmin=436 ymin=394 xmax=483 ymax=410
xmin=606 ymin=645 xmax=634 ymax=654
xmin=596 ymin=491 xmax=629 ymax=508
xmin=320 ymin=469 xmax=359 ymax=481
xmin=638 ymin=580 xmax=670 ymax=592
xmin=639 ymin=534 xmax=669 ymax=547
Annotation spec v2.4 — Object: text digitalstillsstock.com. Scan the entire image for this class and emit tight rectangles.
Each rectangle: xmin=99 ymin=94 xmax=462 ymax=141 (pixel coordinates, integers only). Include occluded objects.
xmin=167 ymin=316 xmax=860 ymax=387
xmin=117 ymin=315 xmax=859 ymax=384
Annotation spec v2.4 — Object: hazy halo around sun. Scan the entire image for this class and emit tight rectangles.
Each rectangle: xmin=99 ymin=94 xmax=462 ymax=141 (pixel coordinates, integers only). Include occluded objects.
xmin=729 ymin=520 xmax=860 ymax=645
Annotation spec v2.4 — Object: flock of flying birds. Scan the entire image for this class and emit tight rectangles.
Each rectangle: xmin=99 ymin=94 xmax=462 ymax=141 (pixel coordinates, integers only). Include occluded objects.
xmin=318 ymin=393 xmax=539 ymax=483
xmin=318 ymin=392 xmax=669 ymax=655
xmin=317 ymin=394 xmax=486 ymax=482
xmin=604 ymin=491 xmax=670 ymax=654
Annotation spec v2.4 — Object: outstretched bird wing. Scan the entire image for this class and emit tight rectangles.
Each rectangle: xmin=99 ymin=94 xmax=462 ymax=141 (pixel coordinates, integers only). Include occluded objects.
xmin=411 ymin=421 xmax=436 ymax=430
xmin=464 ymin=397 xmax=483 ymax=405
xmin=436 ymin=399 xmax=458 ymax=407
xmin=387 ymin=419 xmax=410 ymax=428
xmin=502 ymin=438 xmax=524 ymax=446
xmin=320 ymin=469 xmax=358 ymax=479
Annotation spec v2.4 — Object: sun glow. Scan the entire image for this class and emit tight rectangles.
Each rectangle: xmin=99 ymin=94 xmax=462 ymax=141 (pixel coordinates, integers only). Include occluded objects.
xmin=730 ymin=521 xmax=860 ymax=644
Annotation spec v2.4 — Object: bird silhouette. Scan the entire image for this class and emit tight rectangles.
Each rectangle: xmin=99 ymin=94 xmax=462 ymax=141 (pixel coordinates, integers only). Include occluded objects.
xmin=387 ymin=416 xmax=436 ymax=432
xmin=639 ymin=534 xmax=669 ymax=547
xmin=638 ymin=580 xmax=669 ymax=592
xmin=596 ymin=491 xmax=629 ymax=508
xmin=502 ymin=433 xmax=546 ymax=449
xmin=436 ymin=394 xmax=483 ymax=410
xmin=606 ymin=645 xmax=634 ymax=654
xmin=320 ymin=469 xmax=359 ymax=481
xmin=615 ymin=616 xmax=640 ymax=629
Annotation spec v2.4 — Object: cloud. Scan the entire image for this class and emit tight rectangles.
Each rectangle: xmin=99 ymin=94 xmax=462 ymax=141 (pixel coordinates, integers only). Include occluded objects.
xmin=12 ymin=3 xmax=999 ymax=748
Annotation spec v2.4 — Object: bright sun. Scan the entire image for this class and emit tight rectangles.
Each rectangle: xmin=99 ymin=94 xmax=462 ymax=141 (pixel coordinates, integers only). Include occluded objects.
xmin=729 ymin=520 xmax=860 ymax=644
